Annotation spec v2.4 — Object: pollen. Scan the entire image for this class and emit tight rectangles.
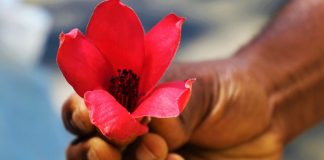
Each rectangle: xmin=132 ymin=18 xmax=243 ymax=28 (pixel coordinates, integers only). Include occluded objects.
xmin=109 ymin=69 xmax=140 ymax=112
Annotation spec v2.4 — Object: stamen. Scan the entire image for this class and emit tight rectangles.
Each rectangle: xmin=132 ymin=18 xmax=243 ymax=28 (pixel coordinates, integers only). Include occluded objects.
xmin=109 ymin=69 xmax=140 ymax=112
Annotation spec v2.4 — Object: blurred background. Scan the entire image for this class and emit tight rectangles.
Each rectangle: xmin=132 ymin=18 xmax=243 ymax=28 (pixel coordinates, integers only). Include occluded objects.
xmin=0 ymin=0 xmax=323 ymax=159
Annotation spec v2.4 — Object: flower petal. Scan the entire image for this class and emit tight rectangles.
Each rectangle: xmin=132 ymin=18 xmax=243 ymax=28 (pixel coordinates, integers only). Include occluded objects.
xmin=132 ymin=79 xmax=195 ymax=118
xmin=84 ymin=90 xmax=148 ymax=142
xmin=57 ymin=28 xmax=113 ymax=97
xmin=87 ymin=0 xmax=145 ymax=75
xmin=139 ymin=14 xmax=185 ymax=94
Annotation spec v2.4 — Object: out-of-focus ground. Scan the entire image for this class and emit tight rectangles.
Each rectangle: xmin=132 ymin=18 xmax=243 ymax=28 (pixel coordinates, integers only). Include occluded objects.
xmin=0 ymin=0 xmax=323 ymax=159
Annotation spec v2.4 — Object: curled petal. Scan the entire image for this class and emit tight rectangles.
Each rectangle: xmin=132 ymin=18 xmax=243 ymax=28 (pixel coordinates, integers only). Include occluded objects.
xmin=84 ymin=90 xmax=148 ymax=142
xmin=87 ymin=0 xmax=145 ymax=75
xmin=132 ymin=79 xmax=195 ymax=118
xmin=140 ymin=14 xmax=185 ymax=94
xmin=57 ymin=29 xmax=113 ymax=97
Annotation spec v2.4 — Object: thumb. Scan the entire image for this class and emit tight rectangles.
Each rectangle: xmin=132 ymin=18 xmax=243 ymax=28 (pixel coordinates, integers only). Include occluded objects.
xmin=149 ymin=70 xmax=217 ymax=150
xmin=149 ymin=62 xmax=217 ymax=150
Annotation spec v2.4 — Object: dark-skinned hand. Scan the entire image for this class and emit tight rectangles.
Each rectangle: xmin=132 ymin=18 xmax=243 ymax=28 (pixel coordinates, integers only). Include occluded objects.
xmin=63 ymin=60 xmax=289 ymax=160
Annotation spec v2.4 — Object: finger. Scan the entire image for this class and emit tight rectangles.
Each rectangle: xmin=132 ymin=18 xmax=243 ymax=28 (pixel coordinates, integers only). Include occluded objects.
xmin=149 ymin=118 xmax=188 ymax=151
xmin=67 ymin=137 xmax=121 ymax=160
xmin=166 ymin=153 xmax=185 ymax=160
xmin=151 ymin=62 xmax=217 ymax=150
xmin=62 ymin=93 xmax=95 ymax=135
xmin=135 ymin=133 xmax=168 ymax=160
xmin=150 ymin=74 xmax=214 ymax=150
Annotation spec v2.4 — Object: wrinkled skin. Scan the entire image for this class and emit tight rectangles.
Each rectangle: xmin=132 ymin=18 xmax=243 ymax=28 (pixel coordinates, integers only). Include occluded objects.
xmin=62 ymin=0 xmax=324 ymax=159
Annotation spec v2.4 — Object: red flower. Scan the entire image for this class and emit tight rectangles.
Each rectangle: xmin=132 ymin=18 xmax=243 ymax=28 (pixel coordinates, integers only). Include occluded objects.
xmin=57 ymin=0 xmax=194 ymax=143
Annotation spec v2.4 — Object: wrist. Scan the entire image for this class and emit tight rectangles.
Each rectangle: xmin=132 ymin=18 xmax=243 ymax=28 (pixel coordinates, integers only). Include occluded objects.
xmin=232 ymin=45 xmax=324 ymax=144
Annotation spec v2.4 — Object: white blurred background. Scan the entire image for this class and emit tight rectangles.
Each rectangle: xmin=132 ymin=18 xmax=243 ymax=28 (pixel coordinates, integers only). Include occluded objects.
xmin=0 ymin=0 xmax=323 ymax=159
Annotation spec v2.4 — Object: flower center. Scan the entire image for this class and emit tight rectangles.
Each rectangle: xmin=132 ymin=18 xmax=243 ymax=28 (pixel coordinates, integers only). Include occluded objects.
xmin=109 ymin=69 xmax=140 ymax=112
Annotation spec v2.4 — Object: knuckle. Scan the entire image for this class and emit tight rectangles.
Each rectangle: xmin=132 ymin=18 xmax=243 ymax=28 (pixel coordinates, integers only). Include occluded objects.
xmin=62 ymin=93 xmax=94 ymax=135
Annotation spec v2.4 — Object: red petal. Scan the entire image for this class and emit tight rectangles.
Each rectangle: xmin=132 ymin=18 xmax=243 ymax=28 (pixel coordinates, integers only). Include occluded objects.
xmin=86 ymin=0 xmax=145 ymax=75
xmin=132 ymin=79 xmax=195 ymax=118
xmin=139 ymin=14 xmax=185 ymax=94
xmin=84 ymin=90 xmax=148 ymax=142
xmin=57 ymin=29 xmax=113 ymax=97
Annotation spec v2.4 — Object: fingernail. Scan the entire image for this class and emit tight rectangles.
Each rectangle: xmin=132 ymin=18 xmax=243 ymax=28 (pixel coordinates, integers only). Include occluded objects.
xmin=87 ymin=149 xmax=99 ymax=160
xmin=140 ymin=116 xmax=151 ymax=125
xmin=72 ymin=108 xmax=87 ymax=131
xmin=167 ymin=154 xmax=185 ymax=160
xmin=136 ymin=143 xmax=157 ymax=160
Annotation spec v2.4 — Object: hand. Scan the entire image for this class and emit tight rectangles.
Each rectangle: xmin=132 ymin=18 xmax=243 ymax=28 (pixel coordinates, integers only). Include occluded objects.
xmin=62 ymin=90 xmax=180 ymax=160
xmin=62 ymin=60 xmax=285 ymax=160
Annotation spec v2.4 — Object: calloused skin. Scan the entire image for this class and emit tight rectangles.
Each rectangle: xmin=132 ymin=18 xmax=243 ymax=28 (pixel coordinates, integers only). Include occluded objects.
xmin=62 ymin=0 xmax=324 ymax=159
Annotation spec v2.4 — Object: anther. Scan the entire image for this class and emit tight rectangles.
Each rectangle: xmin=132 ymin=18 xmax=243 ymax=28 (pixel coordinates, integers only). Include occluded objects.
xmin=109 ymin=69 xmax=140 ymax=112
